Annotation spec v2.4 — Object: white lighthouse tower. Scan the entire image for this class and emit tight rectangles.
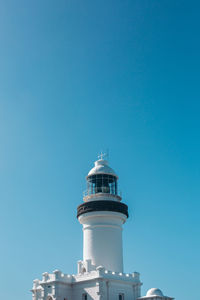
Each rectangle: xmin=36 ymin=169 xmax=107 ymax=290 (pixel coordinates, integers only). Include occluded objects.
xmin=77 ymin=156 xmax=127 ymax=273
xmin=31 ymin=155 xmax=174 ymax=300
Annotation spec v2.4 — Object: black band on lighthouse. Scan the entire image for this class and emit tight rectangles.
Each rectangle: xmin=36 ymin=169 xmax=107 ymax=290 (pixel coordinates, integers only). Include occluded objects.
xmin=77 ymin=200 xmax=129 ymax=218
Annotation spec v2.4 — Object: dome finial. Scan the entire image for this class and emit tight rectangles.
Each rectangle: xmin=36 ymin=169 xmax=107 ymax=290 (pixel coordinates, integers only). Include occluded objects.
xmin=98 ymin=150 xmax=109 ymax=161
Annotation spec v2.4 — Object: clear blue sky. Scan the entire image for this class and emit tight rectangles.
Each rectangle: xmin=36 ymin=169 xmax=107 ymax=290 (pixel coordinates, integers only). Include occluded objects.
xmin=0 ymin=1 xmax=199 ymax=299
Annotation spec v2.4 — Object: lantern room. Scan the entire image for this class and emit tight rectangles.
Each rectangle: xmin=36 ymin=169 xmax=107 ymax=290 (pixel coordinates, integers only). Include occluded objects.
xmin=87 ymin=174 xmax=118 ymax=195
xmin=86 ymin=158 xmax=119 ymax=197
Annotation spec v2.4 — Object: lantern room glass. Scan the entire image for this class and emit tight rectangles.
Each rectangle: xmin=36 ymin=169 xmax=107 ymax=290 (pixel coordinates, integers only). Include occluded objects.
xmin=87 ymin=174 xmax=118 ymax=195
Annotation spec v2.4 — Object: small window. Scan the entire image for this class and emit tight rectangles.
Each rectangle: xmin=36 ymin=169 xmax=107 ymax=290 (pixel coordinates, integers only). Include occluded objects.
xmin=82 ymin=267 xmax=86 ymax=273
xmin=119 ymin=294 xmax=124 ymax=300
xmin=82 ymin=294 xmax=87 ymax=300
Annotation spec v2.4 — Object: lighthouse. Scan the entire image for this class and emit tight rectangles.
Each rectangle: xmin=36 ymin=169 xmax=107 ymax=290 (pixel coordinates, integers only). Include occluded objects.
xmin=77 ymin=156 xmax=128 ymax=273
xmin=31 ymin=155 xmax=174 ymax=300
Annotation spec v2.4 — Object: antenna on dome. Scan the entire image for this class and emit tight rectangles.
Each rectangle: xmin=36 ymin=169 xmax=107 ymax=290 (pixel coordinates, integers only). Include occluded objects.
xmin=98 ymin=151 xmax=106 ymax=160
xmin=98 ymin=150 xmax=109 ymax=161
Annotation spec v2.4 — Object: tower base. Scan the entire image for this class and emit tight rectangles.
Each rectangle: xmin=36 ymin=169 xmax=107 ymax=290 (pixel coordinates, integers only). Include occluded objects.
xmin=31 ymin=265 xmax=142 ymax=300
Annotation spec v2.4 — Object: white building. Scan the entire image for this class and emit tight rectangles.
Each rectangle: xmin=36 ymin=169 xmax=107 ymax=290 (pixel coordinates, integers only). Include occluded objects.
xmin=31 ymin=157 xmax=174 ymax=300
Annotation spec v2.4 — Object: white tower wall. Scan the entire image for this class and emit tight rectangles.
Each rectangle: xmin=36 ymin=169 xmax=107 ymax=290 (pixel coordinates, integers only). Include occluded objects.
xmin=79 ymin=211 xmax=127 ymax=272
